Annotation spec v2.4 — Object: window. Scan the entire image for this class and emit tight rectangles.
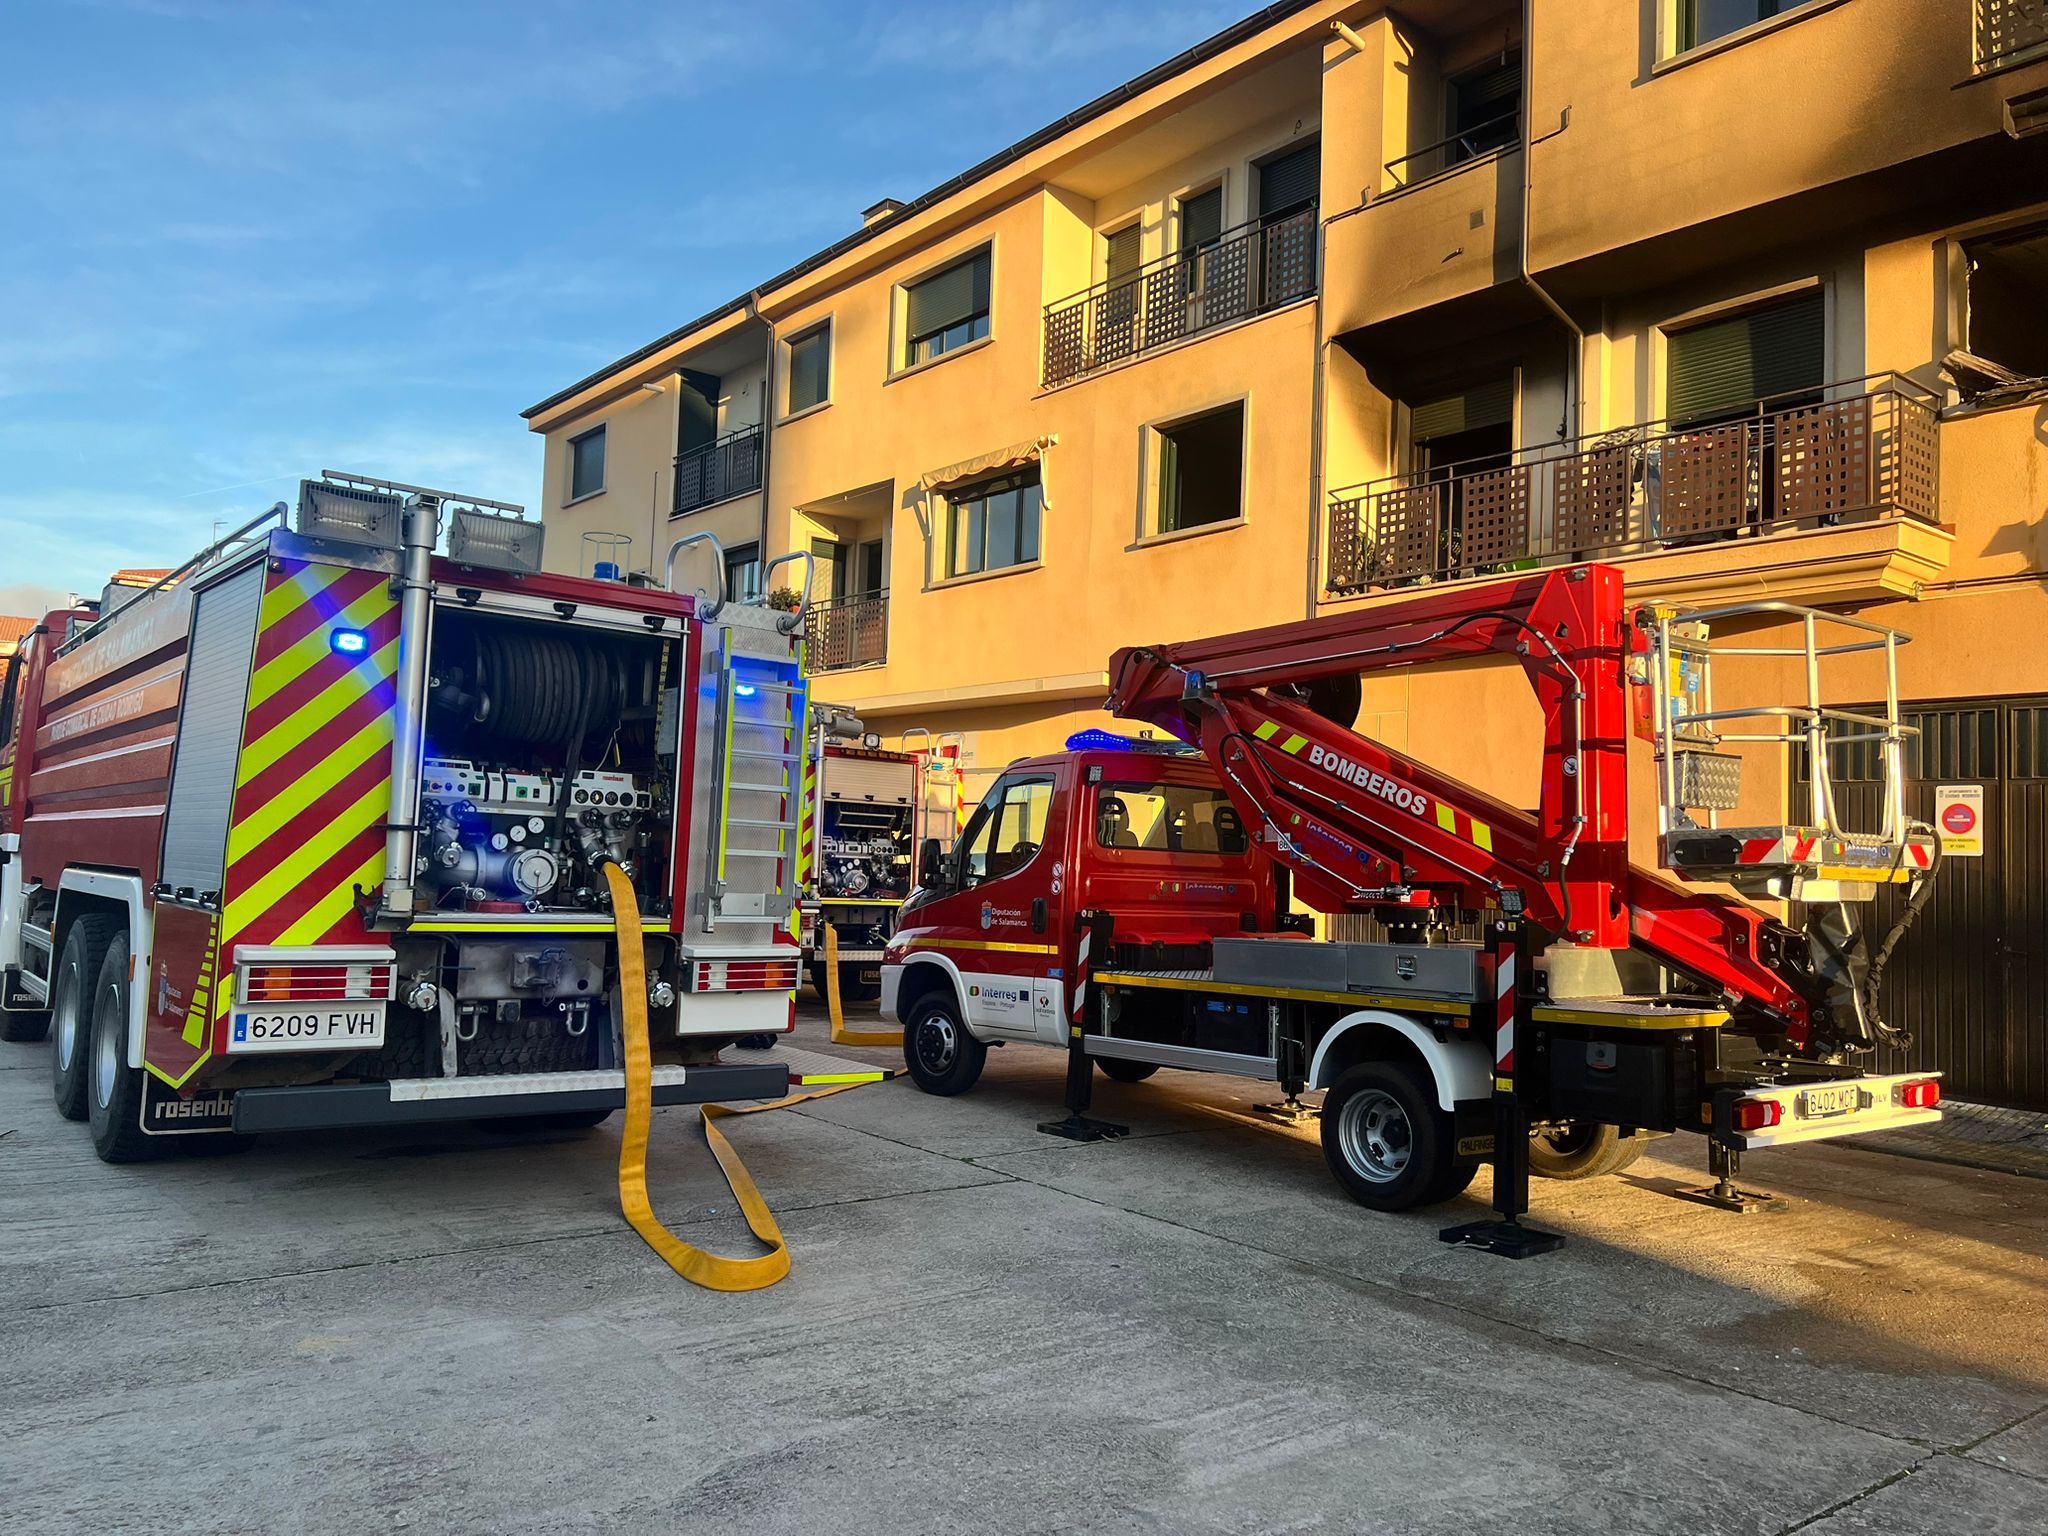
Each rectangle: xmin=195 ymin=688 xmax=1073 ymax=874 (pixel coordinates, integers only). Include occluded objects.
xmin=1104 ymin=223 xmax=1142 ymax=285
xmin=1095 ymin=782 xmax=1249 ymax=856
xmin=787 ymin=323 xmax=831 ymax=414
xmin=1665 ymin=291 xmax=1824 ymax=425
xmin=1255 ymin=142 xmax=1320 ymax=223
xmin=903 ymin=248 xmax=991 ymax=368
xmin=1677 ymin=0 xmax=1798 ymax=52
xmin=1966 ymin=224 xmax=2048 ymax=381
xmin=1178 ymin=185 xmax=1224 ymax=256
xmin=568 ymin=425 xmax=606 ymax=501
xmin=1153 ymin=403 xmax=1245 ymax=535
xmin=725 ymin=542 xmax=762 ymax=603
xmin=944 ymin=467 xmax=1042 ymax=578
xmin=1444 ymin=53 xmax=1521 ymax=167
xmin=954 ymin=774 xmax=1053 ymax=886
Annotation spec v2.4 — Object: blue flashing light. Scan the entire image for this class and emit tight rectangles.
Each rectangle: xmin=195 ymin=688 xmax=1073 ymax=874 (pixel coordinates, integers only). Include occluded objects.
xmin=733 ymin=682 xmax=759 ymax=699
xmin=1065 ymin=728 xmax=1134 ymax=751
xmin=330 ymin=627 xmax=369 ymax=656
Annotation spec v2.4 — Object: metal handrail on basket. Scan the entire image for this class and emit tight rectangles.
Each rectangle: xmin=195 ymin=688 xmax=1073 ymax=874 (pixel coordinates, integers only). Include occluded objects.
xmin=58 ymin=501 xmax=288 ymax=657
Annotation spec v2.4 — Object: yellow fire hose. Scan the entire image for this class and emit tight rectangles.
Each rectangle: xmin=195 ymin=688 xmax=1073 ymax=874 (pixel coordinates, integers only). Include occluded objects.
xmin=603 ymin=861 xmax=871 ymax=1292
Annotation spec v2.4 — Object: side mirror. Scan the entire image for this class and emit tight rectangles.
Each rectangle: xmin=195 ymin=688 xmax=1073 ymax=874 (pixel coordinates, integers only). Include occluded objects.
xmin=918 ymin=837 xmax=945 ymax=888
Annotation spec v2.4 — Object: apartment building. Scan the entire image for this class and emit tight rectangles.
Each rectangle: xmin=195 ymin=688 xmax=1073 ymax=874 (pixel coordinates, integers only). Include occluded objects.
xmin=524 ymin=0 xmax=2048 ymax=1105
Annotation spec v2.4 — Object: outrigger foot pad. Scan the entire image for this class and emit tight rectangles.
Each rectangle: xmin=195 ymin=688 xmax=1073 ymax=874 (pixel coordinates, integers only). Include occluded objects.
xmin=1675 ymin=1182 xmax=1789 ymax=1214
xmin=1252 ymin=1099 xmax=1319 ymax=1126
xmin=1437 ymin=1218 xmax=1565 ymax=1259
xmin=1037 ymin=1114 xmax=1130 ymax=1143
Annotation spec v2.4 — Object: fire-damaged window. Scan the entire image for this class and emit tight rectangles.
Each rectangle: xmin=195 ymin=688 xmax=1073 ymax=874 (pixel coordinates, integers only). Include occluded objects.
xmin=1966 ymin=224 xmax=2048 ymax=381
xmin=1094 ymin=781 xmax=1250 ymax=856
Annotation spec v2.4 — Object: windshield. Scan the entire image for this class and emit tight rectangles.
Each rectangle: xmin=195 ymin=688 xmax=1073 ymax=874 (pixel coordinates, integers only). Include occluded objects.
xmin=1093 ymin=781 xmax=1249 ymax=856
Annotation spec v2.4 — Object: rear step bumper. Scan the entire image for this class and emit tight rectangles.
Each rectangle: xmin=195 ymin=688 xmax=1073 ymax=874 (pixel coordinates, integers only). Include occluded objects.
xmin=230 ymin=1061 xmax=791 ymax=1133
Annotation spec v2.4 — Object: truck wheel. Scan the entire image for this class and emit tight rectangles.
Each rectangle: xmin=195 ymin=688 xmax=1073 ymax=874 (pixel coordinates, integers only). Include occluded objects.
xmin=807 ymin=962 xmax=881 ymax=1003
xmin=902 ymin=992 xmax=985 ymax=1096
xmin=1096 ymin=1058 xmax=1159 ymax=1084
xmin=86 ymin=932 xmax=155 ymax=1163
xmin=1527 ymin=1122 xmax=1650 ymax=1181
xmin=1321 ymin=1060 xmax=1459 ymax=1212
xmin=51 ymin=916 xmax=116 ymax=1121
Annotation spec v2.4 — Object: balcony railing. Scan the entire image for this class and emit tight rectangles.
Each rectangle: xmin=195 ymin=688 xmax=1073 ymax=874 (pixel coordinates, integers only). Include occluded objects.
xmin=1042 ymin=205 xmax=1317 ymax=388
xmin=1976 ymin=0 xmax=2048 ymax=70
xmin=672 ymin=424 xmax=763 ymax=516
xmin=805 ymin=591 xmax=888 ymax=674
xmin=1325 ymin=375 xmax=1941 ymax=594
xmin=1383 ymin=110 xmax=1520 ymax=188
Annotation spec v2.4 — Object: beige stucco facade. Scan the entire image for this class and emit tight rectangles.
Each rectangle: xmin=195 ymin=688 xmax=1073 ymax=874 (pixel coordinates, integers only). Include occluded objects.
xmin=526 ymin=0 xmax=2048 ymax=819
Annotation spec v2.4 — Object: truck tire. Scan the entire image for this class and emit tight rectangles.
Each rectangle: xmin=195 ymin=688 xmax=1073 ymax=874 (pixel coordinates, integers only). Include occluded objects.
xmin=86 ymin=931 xmax=157 ymax=1163
xmin=1527 ymin=1122 xmax=1651 ymax=1181
xmin=1321 ymin=1060 xmax=1465 ymax=1211
xmin=902 ymin=991 xmax=985 ymax=1096
xmin=51 ymin=916 xmax=116 ymax=1122
xmin=808 ymin=962 xmax=882 ymax=1004
xmin=1096 ymin=1057 xmax=1159 ymax=1084
xmin=459 ymin=1012 xmax=600 ymax=1076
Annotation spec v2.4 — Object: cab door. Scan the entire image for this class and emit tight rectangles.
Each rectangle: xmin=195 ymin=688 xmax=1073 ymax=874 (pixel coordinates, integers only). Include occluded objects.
xmin=903 ymin=767 xmax=1061 ymax=1040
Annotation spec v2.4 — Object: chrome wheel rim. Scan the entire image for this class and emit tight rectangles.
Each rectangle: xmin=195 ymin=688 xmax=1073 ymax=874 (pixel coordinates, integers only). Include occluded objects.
xmin=914 ymin=1014 xmax=958 ymax=1076
xmin=54 ymin=965 xmax=81 ymax=1071
xmin=93 ymin=983 xmax=120 ymax=1109
xmin=1338 ymin=1088 xmax=1412 ymax=1183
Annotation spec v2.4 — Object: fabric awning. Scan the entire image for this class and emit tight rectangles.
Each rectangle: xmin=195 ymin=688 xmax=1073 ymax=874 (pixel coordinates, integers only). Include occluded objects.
xmin=918 ymin=434 xmax=1058 ymax=494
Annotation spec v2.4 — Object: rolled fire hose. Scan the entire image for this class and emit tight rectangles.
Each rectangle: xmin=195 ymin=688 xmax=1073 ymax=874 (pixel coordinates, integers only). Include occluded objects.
xmin=603 ymin=861 xmax=866 ymax=1291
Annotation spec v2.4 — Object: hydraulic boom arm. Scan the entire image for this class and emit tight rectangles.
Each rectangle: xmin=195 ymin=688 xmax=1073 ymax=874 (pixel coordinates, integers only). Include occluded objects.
xmin=1105 ymin=565 xmax=1843 ymax=1054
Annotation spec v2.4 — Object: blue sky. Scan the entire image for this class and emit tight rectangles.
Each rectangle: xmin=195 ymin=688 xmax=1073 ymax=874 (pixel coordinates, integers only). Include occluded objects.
xmin=0 ymin=0 xmax=1246 ymax=613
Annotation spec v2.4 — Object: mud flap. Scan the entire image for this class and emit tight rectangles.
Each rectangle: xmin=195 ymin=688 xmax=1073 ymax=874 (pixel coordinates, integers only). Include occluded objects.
xmin=140 ymin=1075 xmax=236 ymax=1136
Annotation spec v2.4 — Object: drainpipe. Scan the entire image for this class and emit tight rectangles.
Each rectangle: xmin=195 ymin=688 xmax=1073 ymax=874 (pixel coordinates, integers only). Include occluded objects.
xmin=1307 ymin=206 xmax=1331 ymax=623
xmin=1519 ymin=0 xmax=1582 ymax=442
xmin=381 ymin=493 xmax=439 ymax=915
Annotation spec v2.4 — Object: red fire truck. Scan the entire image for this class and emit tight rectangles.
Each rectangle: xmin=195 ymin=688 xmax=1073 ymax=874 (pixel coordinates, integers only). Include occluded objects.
xmin=0 ymin=474 xmax=812 ymax=1161
xmin=883 ymin=564 xmax=1945 ymax=1249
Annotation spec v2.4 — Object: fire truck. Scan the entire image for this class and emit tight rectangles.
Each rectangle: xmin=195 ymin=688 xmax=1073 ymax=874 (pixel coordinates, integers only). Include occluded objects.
xmin=796 ymin=710 xmax=964 ymax=1002
xmin=882 ymin=564 xmax=1945 ymax=1250
xmin=0 ymin=474 xmax=812 ymax=1162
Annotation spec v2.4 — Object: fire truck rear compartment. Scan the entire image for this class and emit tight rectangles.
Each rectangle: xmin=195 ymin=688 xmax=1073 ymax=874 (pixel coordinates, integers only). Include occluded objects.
xmin=419 ymin=606 xmax=679 ymax=919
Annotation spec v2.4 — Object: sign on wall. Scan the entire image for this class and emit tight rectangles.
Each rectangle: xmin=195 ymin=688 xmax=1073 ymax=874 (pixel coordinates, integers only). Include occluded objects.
xmin=1935 ymin=784 xmax=1985 ymax=858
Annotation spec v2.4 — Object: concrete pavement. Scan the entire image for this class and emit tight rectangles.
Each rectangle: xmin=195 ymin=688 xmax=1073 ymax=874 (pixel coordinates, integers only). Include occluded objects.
xmin=3 ymin=1012 xmax=2046 ymax=1535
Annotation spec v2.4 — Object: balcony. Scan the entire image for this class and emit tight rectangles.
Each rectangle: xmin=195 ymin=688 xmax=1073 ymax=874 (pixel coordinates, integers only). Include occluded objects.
xmin=1325 ymin=375 xmax=1942 ymax=595
xmin=805 ymin=591 xmax=888 ymax=675
xmin=672 ymin=424 xmax=763 ymax=516
xmin=1977 ymin=0 xmax=2048 ymax=70
xmin=1041 ymin=205 xmax=1317 ymax=388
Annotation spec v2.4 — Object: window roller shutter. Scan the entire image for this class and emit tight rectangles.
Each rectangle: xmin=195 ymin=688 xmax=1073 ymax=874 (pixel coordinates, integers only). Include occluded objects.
xmin=1258 ymin=144 xmax=1320 ymax=220
xmin=1667 ymin=292 xmax=1823 ymax=423
xmin=1180 ymin=187 xmax=1223 ymax=251
xmin=1410 ymin=378 xmax=1513 ymax=443
xmin=907 ymin=251 xmax=991 ymax=339
xmin=1105 ymin=224 xmax=1141 ymax=283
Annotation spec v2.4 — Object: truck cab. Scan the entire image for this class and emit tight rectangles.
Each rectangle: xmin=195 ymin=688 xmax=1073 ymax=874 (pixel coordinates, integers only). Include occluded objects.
xmin=882 ymin=734 xmax=1276 ymax=1087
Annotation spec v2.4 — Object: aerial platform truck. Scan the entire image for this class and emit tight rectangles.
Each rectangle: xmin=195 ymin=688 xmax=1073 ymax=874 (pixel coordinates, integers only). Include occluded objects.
xmin=883 ymin=563 xmax=1944 ymax=1253
xmin=0 ymin=474 xmax=825 ymax=1166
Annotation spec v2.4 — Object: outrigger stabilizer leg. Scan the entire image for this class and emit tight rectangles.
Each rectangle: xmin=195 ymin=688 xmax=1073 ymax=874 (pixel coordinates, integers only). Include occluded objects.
xmin=1677 ymin=1141 xmax=1788 ymax=1214
xmin=1439 ymin=906 xmax=1564 ymax=1259
xmin=1039 ymin=910 xmax=1129 ymax=1144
